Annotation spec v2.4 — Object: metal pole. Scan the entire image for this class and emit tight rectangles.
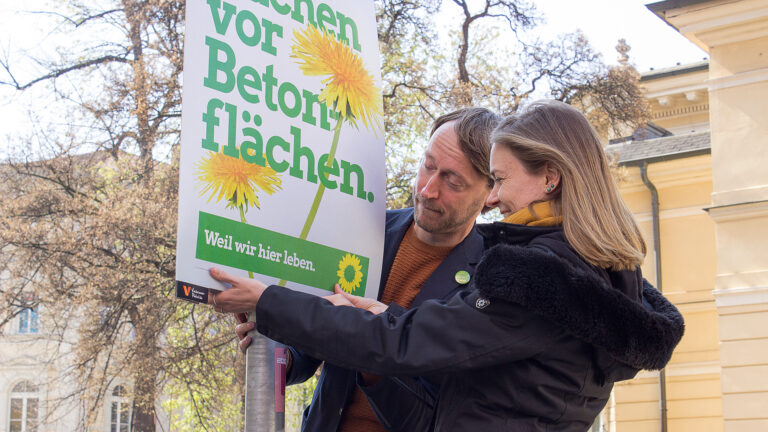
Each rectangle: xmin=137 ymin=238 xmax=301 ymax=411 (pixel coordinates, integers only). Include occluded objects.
xmin=245 ymin=312 xmax=285 ymax=432
xmin=275 ymin=347 xmax=287 ymax=431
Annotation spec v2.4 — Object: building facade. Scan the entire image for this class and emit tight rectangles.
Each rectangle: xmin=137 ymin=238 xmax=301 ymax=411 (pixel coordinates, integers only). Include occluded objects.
xmin=0 ymin=304 xmax=150 ymax=432
xmin=607 ymin=1 xmax=768 ymax=431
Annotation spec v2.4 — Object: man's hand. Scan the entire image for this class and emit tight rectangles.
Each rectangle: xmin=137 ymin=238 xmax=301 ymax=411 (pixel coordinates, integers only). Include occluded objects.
xmin=207 ymin=267 xmax=267 ymax=313
xmin=323 ymin=285 xmax=388 ymax=314
xmin=233 ymin=312 xmax=292 ymax=372
xmin=234 ymin=313 xmax=254 ymax=354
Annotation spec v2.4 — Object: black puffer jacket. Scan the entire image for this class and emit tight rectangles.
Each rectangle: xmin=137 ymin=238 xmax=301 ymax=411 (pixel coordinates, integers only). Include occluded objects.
xmin=255 ymin=223 xmax=685 ymax=431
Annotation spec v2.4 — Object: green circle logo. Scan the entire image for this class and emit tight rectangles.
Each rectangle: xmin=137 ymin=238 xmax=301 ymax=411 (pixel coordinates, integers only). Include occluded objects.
xmin=455 ymin=270 xmax=470 ymax=285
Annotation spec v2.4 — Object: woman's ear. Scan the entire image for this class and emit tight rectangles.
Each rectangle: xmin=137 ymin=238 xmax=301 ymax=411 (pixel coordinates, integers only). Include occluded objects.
xmin=544 ymin=163 xmax=561 ymax=192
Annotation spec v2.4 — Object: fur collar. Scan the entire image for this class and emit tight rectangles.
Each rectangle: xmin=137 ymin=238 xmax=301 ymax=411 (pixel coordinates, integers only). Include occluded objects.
xmin=473 ymin=243 xmax=684 ymax=371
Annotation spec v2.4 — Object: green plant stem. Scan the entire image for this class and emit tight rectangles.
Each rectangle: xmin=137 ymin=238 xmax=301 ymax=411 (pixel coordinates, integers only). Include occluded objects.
xmin=300 ymin=118 xmax=344 ymax=238
xmin=239 ymin=205 xmax=254 ymax=279
xmin=278 ymin=117 xmax=344 ymax=286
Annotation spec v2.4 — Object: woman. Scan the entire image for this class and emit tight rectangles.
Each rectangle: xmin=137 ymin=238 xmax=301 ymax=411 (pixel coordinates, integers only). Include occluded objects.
xmin=209 ymin=100 xmax=684 ymax=431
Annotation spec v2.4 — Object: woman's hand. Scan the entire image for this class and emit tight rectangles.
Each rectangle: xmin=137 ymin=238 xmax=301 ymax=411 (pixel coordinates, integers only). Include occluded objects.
xmin=323 ymin=285 xmax=388 ymax=315
xmin=207 ymin=268 xmax=267 ymax=314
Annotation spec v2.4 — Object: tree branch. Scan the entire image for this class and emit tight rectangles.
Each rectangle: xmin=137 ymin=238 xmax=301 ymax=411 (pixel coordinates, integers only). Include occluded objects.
xmin=1 ymin=55 xmax=129 ymax=91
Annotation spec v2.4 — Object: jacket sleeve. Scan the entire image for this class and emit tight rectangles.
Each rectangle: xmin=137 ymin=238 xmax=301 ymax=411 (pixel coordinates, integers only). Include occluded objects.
xmin=285 ymin=346 xmax=322 ymax=386
xmin=255 ymin=286 xmax=565 ymax=376
xmin=353 ymin=303 xmax=437 ymax=432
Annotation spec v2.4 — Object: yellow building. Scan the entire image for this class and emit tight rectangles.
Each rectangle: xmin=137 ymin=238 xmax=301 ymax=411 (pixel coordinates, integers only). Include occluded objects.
xmin=606 ymin=1 xmax=768 ymax=431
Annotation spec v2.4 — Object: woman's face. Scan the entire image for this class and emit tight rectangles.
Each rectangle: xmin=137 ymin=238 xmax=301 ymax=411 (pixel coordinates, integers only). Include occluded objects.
xmin=485 ymin=145 xmax=552 ymax=218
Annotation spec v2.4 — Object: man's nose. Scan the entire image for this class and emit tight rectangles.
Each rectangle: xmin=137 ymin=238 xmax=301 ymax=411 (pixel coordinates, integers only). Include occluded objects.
xmin=419 ymin=175 xmax=440 ymax=200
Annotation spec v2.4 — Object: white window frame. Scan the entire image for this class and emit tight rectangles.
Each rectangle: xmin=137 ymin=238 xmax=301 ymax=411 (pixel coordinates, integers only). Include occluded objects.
xmin=8 ymin=380 xmax=39 ymax=432
xmin=106 ymin=385 xmax=132 ymax=432
xmin=17 ymin=307 xmax=39 ymax=335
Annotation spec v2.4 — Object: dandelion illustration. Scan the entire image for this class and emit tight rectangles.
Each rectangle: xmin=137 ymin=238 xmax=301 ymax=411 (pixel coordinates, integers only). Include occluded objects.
xmin=336 ymin=253 xmax=363 ymax=294
xmin=197 ymin=149 xmax=282 ymax=278
xmin=291 ymin=24 xmax=382 ymax=132
xmin=291 ymin=26 xmax=382 ymax=229
xmin=196 ymin=149 xmax=281 ymax=211
xmin=277 ymin=25 xmax=382 ymax=287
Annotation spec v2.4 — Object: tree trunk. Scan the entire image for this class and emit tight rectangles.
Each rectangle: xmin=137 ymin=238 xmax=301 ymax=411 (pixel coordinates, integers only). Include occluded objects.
xmin=124 ymin=0 xmax=154 ymax=180
xmin=130 ymin=308 xmax=159 ymax=432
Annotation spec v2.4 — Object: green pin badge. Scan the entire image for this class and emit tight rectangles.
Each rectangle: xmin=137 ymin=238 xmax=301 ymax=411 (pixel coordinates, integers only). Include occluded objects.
xmin=455 ymin=270 xmax=470 ymax=285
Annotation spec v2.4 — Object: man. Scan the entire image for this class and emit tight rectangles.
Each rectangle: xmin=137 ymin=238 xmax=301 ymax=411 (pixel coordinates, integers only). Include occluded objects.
xmin=235 ymin=107 xmax=500 ymax=431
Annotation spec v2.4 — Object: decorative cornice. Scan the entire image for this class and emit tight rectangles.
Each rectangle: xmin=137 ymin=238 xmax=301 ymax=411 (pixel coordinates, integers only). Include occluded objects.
xmin=649 ymin=0 xmax=768 ymax=51
xmin=678 ymin=5 xmax=768 ymax=33
xmin=714 ymin=285 xmax=768 ymax=308
xmin=708 ymin=67 xmax=768 ymax=92
xmin=679 ymin=7 xmax=768 ymax=48
xmin=652 ymin=102 xmax=709 ymax=120
xmin=716 ymin=271 xmax=768 ymax=295
xmin=646 ymin=83 xmax=709 ymax=99
xmin=633 ymin=205 xmax=709 ymax=222
xmin=705 ymin=199 xmax=768 ymax=222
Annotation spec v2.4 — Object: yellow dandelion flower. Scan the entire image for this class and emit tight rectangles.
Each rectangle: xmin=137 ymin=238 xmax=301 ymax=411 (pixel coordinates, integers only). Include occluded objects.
xmin=291 ymin=25 xmax=382 ymax=133
xmin=196 ymin=149 xmax=281 ymax=210
xmin=336 ymin=253 xmax=363 ymax=294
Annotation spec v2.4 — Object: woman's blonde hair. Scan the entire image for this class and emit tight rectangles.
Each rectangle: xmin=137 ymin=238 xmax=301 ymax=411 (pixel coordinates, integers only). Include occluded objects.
xmin=492 ymin=100 xmax=646 ymax=270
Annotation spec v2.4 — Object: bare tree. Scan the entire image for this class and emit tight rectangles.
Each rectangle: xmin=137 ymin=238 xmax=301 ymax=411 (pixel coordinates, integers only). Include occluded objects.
xmin=0 ymin=1 xmax=243 ymax=431
xmin=376 ymin=0 xmax=649 ymax=207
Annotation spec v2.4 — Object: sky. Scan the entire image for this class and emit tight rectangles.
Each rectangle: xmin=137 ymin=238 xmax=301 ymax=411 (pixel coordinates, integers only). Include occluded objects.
xmin=531 ymin=0 xmax=707 ymax=72
xmin=0 ymin=0 xmax=708 ymax=153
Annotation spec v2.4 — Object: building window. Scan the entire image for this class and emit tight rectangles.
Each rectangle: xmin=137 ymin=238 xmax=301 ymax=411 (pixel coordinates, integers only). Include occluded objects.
xmin=108 ymin=385 xmax=131 ymax=432
xmin=18 ymin=307 xmax=39 ymax=334
xmin=9 ymin=381 xmax=39 ymax=432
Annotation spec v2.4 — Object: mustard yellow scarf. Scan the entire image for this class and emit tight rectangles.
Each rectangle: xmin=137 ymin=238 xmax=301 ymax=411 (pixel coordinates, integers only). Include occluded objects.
xmin=500 ymin=201 xmax=562 ymax=227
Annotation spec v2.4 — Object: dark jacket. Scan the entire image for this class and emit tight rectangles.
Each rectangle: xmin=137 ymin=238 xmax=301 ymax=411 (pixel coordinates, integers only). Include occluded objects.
xmin=257 ymin=222 xmax=685 ymax=431
xmin=286 ymin=208 xmax=485 ymax=431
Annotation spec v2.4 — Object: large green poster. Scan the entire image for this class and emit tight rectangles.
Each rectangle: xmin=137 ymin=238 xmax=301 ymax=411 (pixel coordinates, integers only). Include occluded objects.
xmin=176 ymin=0 xmax=385 ymax=301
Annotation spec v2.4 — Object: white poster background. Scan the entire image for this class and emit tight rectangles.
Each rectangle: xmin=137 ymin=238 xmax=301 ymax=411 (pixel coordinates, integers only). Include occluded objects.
xmin=176 ymin=0 xmax=385 ymax=299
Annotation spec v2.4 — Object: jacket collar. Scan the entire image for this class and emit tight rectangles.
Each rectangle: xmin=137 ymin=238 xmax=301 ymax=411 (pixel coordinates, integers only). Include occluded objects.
xmin=379 ymin=208 xmax=416 ymax=293
xmin=477 ymin=221 xmax=561 ymax=249
xmin=379 ymin=208 xmax=485 ymax=306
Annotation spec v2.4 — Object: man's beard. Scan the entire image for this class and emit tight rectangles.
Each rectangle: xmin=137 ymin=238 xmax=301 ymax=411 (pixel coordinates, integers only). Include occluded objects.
xmin=413 ymin=192 xmax=482 ymax=235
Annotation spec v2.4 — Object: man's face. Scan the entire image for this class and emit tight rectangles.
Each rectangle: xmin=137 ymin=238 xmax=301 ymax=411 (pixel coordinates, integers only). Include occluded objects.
xmin=413 ymin=121 xmax=490 ymax=236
